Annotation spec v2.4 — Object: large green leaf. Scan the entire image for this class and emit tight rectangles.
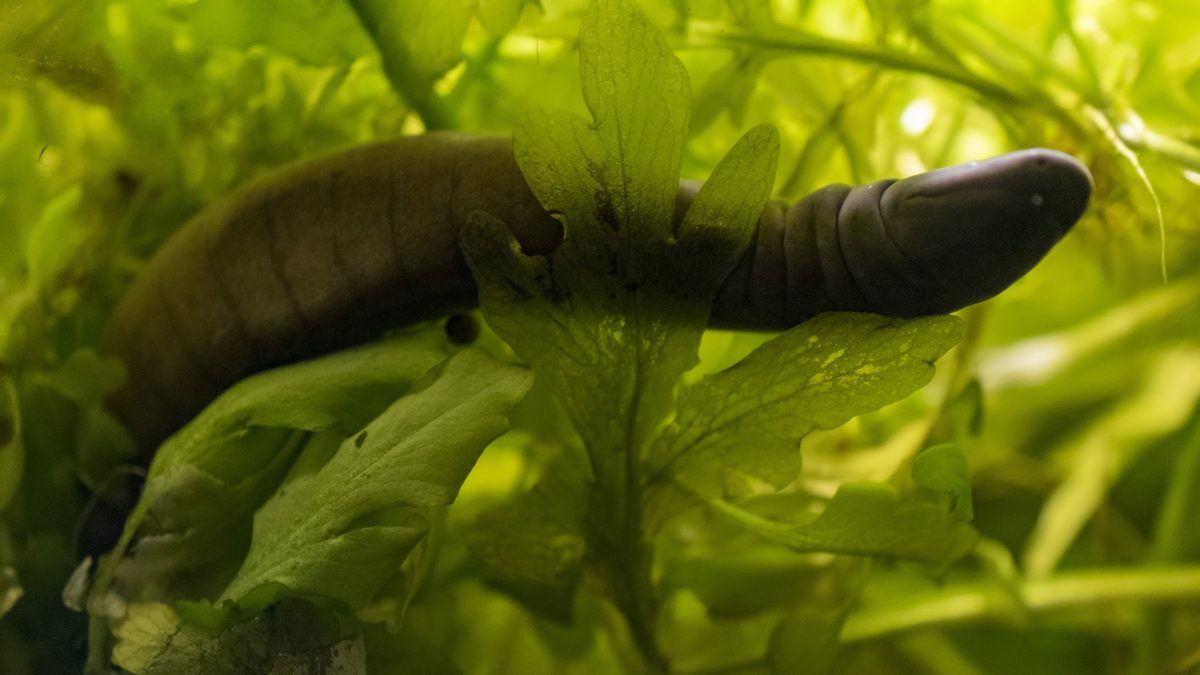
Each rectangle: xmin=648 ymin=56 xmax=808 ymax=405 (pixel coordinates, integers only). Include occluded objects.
xmin=646 ymin=313 xmax=963 ymax=509
xmin=461 ymin=0 xmax=778 ymax=460
xmin=218 ymin=349 xmax=532 ymax=612
xmin=108 ymin=333 xmax=454 ymax=590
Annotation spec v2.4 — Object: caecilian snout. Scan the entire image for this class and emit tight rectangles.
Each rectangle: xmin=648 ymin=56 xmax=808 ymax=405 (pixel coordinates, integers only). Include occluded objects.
xmin=1011 ymin=148 xmax=1093 ymax=234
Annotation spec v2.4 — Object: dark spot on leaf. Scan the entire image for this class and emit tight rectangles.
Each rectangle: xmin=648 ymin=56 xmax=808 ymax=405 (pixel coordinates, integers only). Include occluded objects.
xmin=504 ymin=279 xmax=532 ymax=300
xmin=596 ymin=191 xmax=619 ymax=232
xmin=114 ymin=169 xmax=140 ymax=196
xmin=444 ymin=314 xmax=480 ymax=344
xmin=534 ymin=258 xmax=571 ymax=304
xmin=355 ymin=431 xmax=368 ymax=448
xmin=0 ymin=415 xmax=12 ymax=446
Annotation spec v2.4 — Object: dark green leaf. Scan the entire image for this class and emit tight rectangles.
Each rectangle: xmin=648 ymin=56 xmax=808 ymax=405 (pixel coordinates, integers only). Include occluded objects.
xmin=471 ymin=451 xmax=590 ymax=623
xmin=912 ymin=444 xmax=974 ymax=522
xmin=767 ymin=608 xmax=844 ymax=675
xmin=0 ymin=374 xmax=22 ymax=514
xmin=0 ymin=564 xmax=20 ymax=619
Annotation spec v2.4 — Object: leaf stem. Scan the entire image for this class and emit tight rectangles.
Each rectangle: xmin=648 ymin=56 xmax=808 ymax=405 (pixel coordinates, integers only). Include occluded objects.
xmin=700 ymin=28 xmax=1026 ymax=106
xmin=840 ymin=565 xmax=1200 ymax=642
xmin=603 ymin=383 xmax=669 ymax=672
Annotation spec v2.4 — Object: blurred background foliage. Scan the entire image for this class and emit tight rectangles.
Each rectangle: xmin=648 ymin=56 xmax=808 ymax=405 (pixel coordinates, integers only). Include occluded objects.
xmin=2 ymin=0 xmax=1200 ymax=672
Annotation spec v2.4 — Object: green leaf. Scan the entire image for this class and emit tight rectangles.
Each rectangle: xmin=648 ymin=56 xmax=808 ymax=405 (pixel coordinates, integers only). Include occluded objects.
xmin=101 ymin=334 xmax=454 ymax=597
xmin=912 ymin=444 xmax=974 ymax=522
xmin=147 ymin=331 xmax=452 ymax=487
xmin=363 ymin=624 xmax=463 ymax=675
xmin=112 ymin=600 xmax=362 ymax=675
xmin=33 ymin=350 xmax=135 ymax=479
xmin=461 ymin=0 xmax=778 ymax=457
xmin=218 ymin=349 xmax=532 ymax=613
xmin=767 ymin=608 xmax=844 ymax=675
xmin=478 ymin=0 xmax=530 ymax=35
xmin=711 ymin=481 xmax=979 ymax=566
xmin=23 ymin=186 xmax=82 ymax=289
xmin=470 ymin=451 xmax=591 ymax=623
xmin=347 ymin=0 xmax=472 ymax=85
xmin=647 ymin=313 xmax=964 ymax=504
xmin=36 ymin=349 xmax=126 ymax=406
xmin=930 ymin=377 xmax=986 ymax=443
xmin=661 ymin=549 xmax=832 ymax=619
xmin=177 ymin=0 xmax=371 ymax=66
xmin=690 ymin=52 xmax=770 ymax=134
xmin=0 ymin=564 xmax=21 ymax=619
xmin=346 ymin=0 xmax=472 ymax=127
xmin=0 ymin=0 xmax=121 ymax=103
xmin=0 ymin=374 xmax=22 ymax=514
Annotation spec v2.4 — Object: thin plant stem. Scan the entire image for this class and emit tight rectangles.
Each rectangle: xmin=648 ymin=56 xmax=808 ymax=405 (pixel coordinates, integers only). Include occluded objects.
xmin=700 ymin=28 xmax=1025 ymax=106
xmin=840 ymin=565 xmax=1200 ymax=642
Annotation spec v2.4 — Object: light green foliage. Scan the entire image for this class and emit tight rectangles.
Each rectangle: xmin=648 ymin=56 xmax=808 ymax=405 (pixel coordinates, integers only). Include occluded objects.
xmin=462 ymin=1 xmax=973 ymax=668
xmin=112 ymin=334 xmax=453 ymax=588
xmin=347 ymin=0 xmax=474 ymax=88
xmin=647 ymin=313 xmax=963 ymax=507
xmin=0 ymin=565 xmax=19 ymax=620
xmin=470 ymin=451 xmax=590 ymax=623
xmin=92 ymin=342 xmax=530 ymax=671
xmin=0 ymin=0 xmax=120 ymax=103
xmin=0 ymin=375 xmax=22 ymax=514
xmin=5 ymin=0 xmax=1200 ymax=673
xmin=24 ymin=188 xmax=83 ymax=290
xmin=712 ymin=480 xmax=978 ymax=566
xmin=768 ymin=608 xmax=844 ymax=675
xmin=218 ymin=349 xmax=531 ymax=612
xmin=912 ymin=444 xmax=973 ymax=521
xmin=478 ymin=0 xmax=533 ymax=35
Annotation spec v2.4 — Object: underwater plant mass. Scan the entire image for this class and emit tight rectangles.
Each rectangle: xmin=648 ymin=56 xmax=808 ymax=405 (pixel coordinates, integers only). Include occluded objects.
xmin=3 ymin=0 xmax=1200 ymax=673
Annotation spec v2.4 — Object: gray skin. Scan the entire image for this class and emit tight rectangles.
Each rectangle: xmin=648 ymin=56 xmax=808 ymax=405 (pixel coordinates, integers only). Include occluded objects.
xmin=102 ymin=134 xmax=1092 ymax=451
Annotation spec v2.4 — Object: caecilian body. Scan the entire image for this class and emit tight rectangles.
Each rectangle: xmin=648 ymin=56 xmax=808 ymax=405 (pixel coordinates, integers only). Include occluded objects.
xmin=103 ymin=133 xmax=1092 ymax=449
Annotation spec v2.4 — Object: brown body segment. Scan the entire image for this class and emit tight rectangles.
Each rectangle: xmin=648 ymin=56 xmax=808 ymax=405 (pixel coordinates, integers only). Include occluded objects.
xmin=104 ymin=134 xmax=1091 ymax=450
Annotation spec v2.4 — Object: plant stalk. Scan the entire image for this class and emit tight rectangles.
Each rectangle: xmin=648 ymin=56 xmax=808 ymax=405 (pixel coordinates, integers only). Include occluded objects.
xmin=840 ymin=565 xmax=1200 ymax=642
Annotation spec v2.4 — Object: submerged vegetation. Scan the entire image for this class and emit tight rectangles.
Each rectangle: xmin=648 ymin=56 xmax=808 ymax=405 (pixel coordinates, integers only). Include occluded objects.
xmin=2 ymin=0 xmax=1200 ymax=672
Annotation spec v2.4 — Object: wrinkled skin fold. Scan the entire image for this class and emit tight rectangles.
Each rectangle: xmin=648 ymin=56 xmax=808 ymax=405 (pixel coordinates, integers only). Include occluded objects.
xmin=103 ymin=133 xmax=1092 ymax=450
